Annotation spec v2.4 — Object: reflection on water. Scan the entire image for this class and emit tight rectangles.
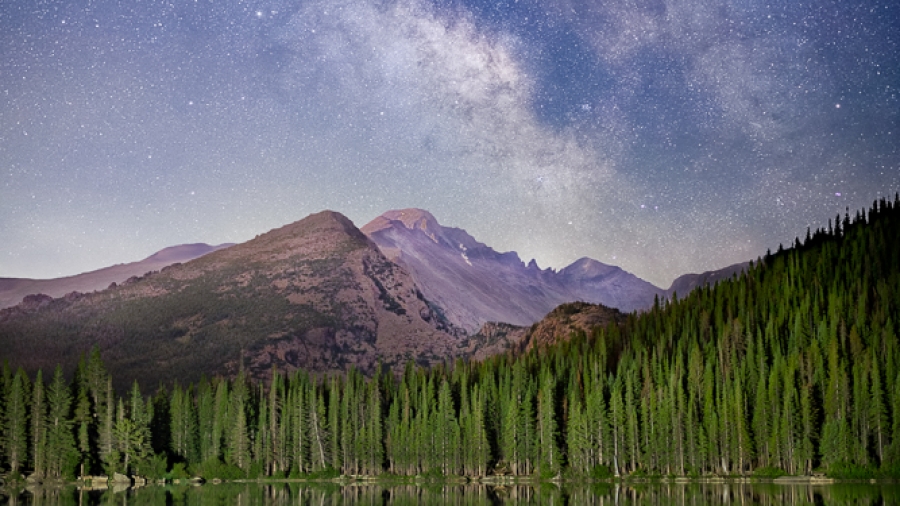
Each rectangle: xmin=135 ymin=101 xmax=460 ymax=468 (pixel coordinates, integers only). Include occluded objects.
xmin=5 ymin=481 xmax=900 ymax=505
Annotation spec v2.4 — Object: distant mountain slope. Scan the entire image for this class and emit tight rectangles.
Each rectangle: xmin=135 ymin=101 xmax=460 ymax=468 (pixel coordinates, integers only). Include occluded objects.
xmin=665 ymin=261 xmax=750 ymax=298
xmin=558 ymin=257 xmax=665 ymax=313
xmin=0 ymin=243 xmax=234 ymax=309
xmin=362 ymin=209 xmax=664 ymax=332
xmin=0 ymin=211 xmax=463 ymax=388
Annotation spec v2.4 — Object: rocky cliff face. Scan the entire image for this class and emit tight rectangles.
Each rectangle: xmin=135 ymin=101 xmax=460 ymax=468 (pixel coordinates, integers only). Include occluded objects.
xmin=363 ymin=209 xmax=664 ymax=333
xmin=0 ymin=211 xmax=464 ymax=388
xmin=362 ymin=209 xmax=573 ymax=333
xmin=463 ymin=321 xmax=529 ymax=361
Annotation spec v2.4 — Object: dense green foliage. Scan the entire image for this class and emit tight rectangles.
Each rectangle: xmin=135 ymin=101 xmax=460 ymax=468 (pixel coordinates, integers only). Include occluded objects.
xmin=1 ymin=196 xmax=899 ymax=480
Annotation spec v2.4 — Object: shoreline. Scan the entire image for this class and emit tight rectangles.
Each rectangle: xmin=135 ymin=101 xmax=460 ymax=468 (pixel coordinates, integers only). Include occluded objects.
xmin=7 ymin=473 xmax=899 ymax=492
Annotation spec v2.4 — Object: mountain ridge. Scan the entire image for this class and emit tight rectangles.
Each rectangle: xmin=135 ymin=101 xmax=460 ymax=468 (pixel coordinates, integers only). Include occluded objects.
xmin=362 ymin=208 xmax=664 ymax=332
xmin=664 ymin=261 xmax=750 ymax=297
xmin=2 ymin=208 xmax=751 ymax=330
xmin=0 ymin=242 xmax=234 ymax=310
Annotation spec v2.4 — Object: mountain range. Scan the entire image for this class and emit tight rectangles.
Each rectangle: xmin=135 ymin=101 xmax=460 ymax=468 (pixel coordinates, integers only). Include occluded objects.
xmin=0 ymin=208 xmax=746 ymax=387
xmin=362 ymin=209 xmax=663 ymax=333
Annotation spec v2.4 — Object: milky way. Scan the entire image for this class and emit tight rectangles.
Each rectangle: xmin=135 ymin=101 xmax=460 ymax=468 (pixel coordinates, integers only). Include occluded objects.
xmin=2 ymin=0 xmax=898 ymax=287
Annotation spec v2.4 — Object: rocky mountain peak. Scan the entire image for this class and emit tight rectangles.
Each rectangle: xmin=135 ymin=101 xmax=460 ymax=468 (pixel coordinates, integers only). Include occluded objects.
xmin=363 ymin=209 xmax=493 ymax=254
xmin=380 ymin=208 xmax=441 ymax=232
xmin=207 ymin=210 xmax=373 ymax=266
xmin=258 ymin=210 xmax=366 ymax=242
xmin=559 ymin=257 xmax=620 ymax=280
xmin=362 ymin=208 xmax=456 ymax=249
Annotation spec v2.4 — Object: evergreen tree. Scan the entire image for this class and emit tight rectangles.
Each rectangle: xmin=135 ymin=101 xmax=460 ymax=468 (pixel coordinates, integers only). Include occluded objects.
xmin=266 ymin=369 xmax=285 ymax=476
xmin=112 ymin=400 xmax=143 ymax=474
xmin=436 ymin=378 xmax=457 ymax=475
xmin=870 ymin=348 xmax=889 ymax=465
xmin=328 ymin=375 xmax=342 ymax=472
xmin=45 ymin=366 xmax=76 ymax=479
xmin=536 ymin=367 xmax=560 ymax=476
xmin=309 ymin=384 xmax=329 ymax=472
xmin=290 ymin=377 xmax=308 ymax=474
xmin=30 ymin=369 xmax=47 ymax=478
xmin=584 ymin=363 xmax=609 ymax=472
xmin=227 ymin=373 xmax=251 ymax=472
xmin=363 ymin=372 xmax=384 ymax=475
xmin=73 ymin=376 xmax=92 ymax=477
xmin=466 ymin=383 xmax=489 ymax=476
xmin=566 ymin=394 xmax=590 ymax=475
xmin=169 ymin=383 xmax=198 ymax=465
xmin=499 ymin=368 xmax=519 ymax=474
xmin=609 ymin=378 xmax=626 ymax=476
xmin=129 ymin=381 xmax=153 ymax=459
xmin=99 ymin=377 xmax=115 ymax=466
xmin=211 ymin=379 xmax=230 ymax=463
xmin=3 ymin=369 xmax=29 ymax=475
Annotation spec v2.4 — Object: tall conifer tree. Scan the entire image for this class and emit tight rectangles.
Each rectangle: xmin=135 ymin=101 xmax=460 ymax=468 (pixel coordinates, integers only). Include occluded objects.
xmin=3 ymin=369 xmax=29 ymax=475
xmin=45 ymin=366 xmax=76 ymax=479
xmin=30 ymin=370 xmax=47 ymax=478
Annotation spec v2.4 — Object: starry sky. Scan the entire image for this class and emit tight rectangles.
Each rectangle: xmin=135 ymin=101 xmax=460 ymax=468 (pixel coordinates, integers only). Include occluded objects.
xmin=2 ymin=0 xmax=899 ymax=288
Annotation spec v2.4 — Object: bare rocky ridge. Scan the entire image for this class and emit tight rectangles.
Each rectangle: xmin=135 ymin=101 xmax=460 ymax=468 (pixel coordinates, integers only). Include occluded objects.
xmin=0 ymin=242 xmax=234 ymax=310
xmin=362 ymin=208 xmax=664 ymax=333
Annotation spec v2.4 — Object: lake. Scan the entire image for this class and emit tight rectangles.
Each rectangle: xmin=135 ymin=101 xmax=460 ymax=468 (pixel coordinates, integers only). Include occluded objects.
xmin=5 ymin=481 xmax=900 ymax=505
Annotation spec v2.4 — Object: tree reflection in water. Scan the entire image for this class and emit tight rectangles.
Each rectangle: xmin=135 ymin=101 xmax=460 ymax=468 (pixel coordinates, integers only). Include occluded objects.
xmin=5 ymin=481 xmax=900 ymax=505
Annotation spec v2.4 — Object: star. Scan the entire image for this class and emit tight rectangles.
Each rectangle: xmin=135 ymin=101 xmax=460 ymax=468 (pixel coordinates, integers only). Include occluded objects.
xmin=0 ymin=0 xmax=896 ymax=288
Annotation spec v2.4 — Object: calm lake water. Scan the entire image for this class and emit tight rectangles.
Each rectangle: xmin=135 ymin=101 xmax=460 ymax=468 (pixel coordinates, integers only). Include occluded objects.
xmin=5 ymin=481 xmax=900 ymax=505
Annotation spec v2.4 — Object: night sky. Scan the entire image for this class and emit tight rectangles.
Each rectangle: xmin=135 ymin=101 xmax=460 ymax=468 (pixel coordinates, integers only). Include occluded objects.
xmin=2 ymin=0 xmax=898 ymax=287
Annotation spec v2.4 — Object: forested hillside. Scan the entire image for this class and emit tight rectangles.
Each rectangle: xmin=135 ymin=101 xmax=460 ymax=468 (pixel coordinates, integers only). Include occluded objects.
xmin=1 ymin=196 xmax=898 ymax=480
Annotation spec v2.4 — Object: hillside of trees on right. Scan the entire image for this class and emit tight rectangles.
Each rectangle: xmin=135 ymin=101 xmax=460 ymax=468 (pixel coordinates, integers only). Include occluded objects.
xmin=556 ymin=195 xmax=900 ymax=477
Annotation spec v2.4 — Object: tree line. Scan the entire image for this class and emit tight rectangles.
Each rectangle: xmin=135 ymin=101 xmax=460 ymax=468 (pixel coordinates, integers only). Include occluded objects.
xmin=1 ymin=195 xmax=899 ymax=480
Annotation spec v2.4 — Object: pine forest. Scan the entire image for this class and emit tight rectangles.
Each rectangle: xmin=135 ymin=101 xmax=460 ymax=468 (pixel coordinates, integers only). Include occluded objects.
xmin=1 ymin=195 xmax=900 ymax=482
